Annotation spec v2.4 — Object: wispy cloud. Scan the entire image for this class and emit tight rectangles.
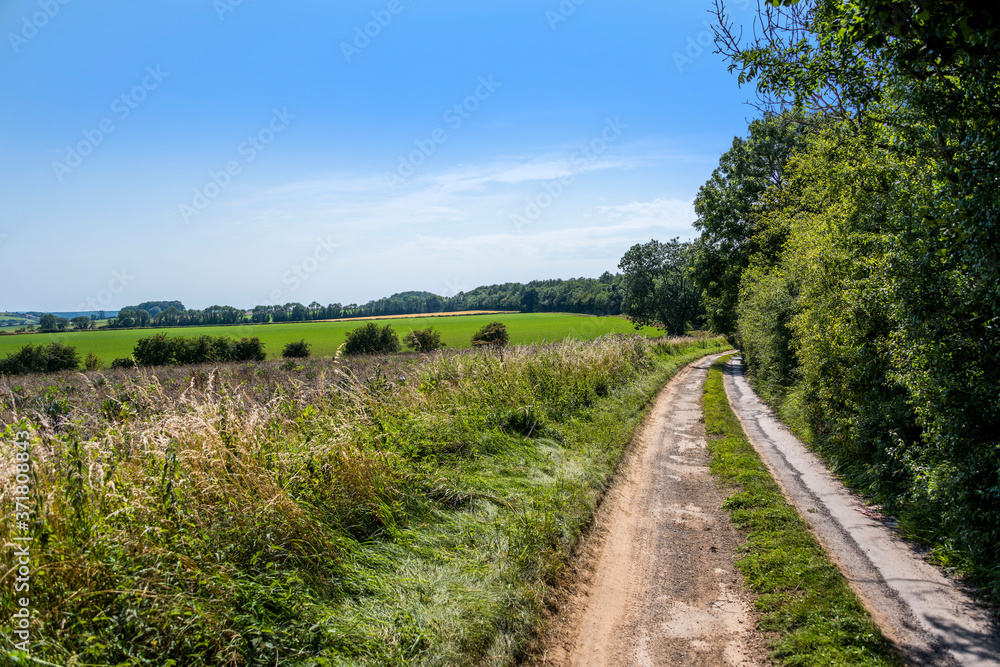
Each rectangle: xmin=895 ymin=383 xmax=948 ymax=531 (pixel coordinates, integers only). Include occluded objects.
xmin=399 ymin=197 xmax=697 ymax=258
xmin=193 ymin=142 xmax=698 ymax=264
xmin=597 ymin=198 xmax=697 ymax=232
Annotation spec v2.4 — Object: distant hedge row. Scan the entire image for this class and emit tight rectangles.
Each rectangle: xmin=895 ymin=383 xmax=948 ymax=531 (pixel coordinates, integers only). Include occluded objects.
xmin=1 ymin=323 xmax=509 ymax=374
xmin=0 ymin=334 xmax=268 ymax=375
xmin=122 ymin=333 xmax=266 ymax=367
xmin=0 ymin=342 xmax=80 ymax=375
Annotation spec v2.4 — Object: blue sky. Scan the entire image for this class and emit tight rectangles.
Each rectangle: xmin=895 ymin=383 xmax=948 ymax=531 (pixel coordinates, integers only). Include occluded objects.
xmin=0 ymin=0 xmax=756 ymax=312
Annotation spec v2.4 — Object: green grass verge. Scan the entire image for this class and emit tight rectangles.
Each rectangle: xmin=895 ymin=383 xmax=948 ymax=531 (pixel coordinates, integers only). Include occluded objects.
xmin=2 ymin=336 xmax=726 ymax=666
xmin=702 ymin=355 xmax=901 ymax=666
xmin=0 ymin=313 xmax=664 ymax=363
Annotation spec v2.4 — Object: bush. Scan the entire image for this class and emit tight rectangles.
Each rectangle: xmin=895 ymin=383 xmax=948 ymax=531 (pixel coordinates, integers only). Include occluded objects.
xmin=471 ymin=321 xmax=509 ymax=348
xmin=0 ymin=342 xmax=80 ymax=375
xmin=131 ymin=334 xmax=267 ymax=366
xmin=282 ymin=340 xmax=311 ymax=358
xmin=343 ymin=323 xmax=400 ymax=356
xmin=110 ymin=357 xmax=135 ymax=369
xmin=133 ymin=333 xmax=174 ymax=366
xmin=403 ymin=327 xmax=445 ymax=353
xmin=232 ymin=336 xmax=266 ymax=362
xmin=84 ymin=352 xmax=103 ymax=371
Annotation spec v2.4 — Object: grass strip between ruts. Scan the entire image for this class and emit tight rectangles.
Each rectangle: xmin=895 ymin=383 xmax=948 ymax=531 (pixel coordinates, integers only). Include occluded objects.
xmin=702 ymin=354 xmax=901 ymax=666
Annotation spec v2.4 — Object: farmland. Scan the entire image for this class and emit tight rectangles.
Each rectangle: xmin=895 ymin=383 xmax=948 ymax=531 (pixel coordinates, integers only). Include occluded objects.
xmin=0 ymin=335 xmax=727 ymax=665
xmin=0 ymin=313 xmax=664 ymax=364
xmin=0 ymin=313 xmax=36 ymax=329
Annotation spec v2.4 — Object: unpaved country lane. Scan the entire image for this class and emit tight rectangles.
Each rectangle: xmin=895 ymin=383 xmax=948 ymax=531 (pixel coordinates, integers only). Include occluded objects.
xmin=723 ymin=356 xmax=1000 ymax=667
xmin=533 ymin=353 xmax=770 ymax=667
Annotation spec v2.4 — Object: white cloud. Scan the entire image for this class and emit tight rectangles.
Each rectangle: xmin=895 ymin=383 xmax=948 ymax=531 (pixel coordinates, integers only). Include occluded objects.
xmin=596 ymin=197 xmax=697 ymax=232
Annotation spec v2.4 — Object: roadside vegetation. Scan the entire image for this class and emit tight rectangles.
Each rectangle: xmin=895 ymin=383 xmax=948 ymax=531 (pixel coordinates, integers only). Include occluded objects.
xmin=703 ymin=355 xmax=899 ymax=666
xmin=0 ymin=334 xmax=726 ymax=666
xmin=691 ymin=1 xmax=1000 ymax=600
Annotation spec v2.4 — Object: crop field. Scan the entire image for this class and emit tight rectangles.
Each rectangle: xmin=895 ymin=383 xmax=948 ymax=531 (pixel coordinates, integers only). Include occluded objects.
xmin=0 ymin=313 xmax=664 ymax=363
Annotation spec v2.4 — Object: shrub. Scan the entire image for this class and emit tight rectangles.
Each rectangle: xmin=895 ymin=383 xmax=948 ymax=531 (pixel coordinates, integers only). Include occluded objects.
xmin=0 ymin=342 xmax=80 ymax=375
xmin=282 ymin=340 xmax=311 ymax=358
xmin=343 ymin=323 xmax=400 ymax=355
xmin=403 ymin=327 xmax=445 ymax=353
xmin=232 ymin=336 xmax=266 ymax=362
xmin=133 ymin=333 xmax=174 ymax=366
xmin=110 ymin=357 xmax=135 ymax=369
xmin=130 ymin=334 xmax=267 ymax=366
xmin=84 ymin=352 xmax=103 ymax=371
xmin=471 ymin=321 xmax=509 ymax=348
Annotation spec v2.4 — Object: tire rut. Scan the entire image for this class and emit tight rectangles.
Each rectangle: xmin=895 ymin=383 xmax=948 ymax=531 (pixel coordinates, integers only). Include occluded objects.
xmin=530 ymin=353 xmax=770 ymax=667
xmin=723 ymin=356 xmax=1000 ymax=667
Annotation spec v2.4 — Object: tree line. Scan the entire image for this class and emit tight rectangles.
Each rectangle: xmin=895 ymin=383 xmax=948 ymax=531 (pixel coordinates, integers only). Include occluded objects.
xmin=25 ymin=275 xmax=636 ymax=332
xmin=687 ymin=0 xmax=1000 ymax=599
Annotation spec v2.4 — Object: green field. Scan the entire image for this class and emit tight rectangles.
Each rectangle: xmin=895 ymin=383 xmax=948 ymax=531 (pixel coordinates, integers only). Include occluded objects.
xmin=0 ymin=312 xmax=37 ymax=329
xmin=0 ymin=313 xmax=664 ymax=363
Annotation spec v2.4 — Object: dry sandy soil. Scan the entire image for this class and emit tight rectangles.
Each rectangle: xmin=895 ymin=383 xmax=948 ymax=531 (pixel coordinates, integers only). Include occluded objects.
xmin=529 ymin=352 xmax=771 ymax=666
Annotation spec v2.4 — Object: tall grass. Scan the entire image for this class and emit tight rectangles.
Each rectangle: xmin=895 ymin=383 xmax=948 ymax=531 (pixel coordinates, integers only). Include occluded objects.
xmin=2 ymin=335 xmax=726 ymax=666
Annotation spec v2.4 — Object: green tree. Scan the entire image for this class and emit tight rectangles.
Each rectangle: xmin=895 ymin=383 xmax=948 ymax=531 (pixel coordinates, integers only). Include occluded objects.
xmin=0 ymin=342 xmax=80 ymax=375
xmin=471 ymin=321 xmax=509 ymax=348
xmin=520 ymin=288 xmax=539 ymax=313
xmin=618 ymin=239 xmax=702 ymax=336
xmin=84 ymin=352 xmax=103 ymax=370
xmin=71 ymin=316 xmax=92 ymax=330
xmin=711 ymin=0 xmax=1000 ymax=594
xmin=692 ymin=110 xmax=811 ymax=335
xmin=38 ymin=313 xmax=58 ymax=332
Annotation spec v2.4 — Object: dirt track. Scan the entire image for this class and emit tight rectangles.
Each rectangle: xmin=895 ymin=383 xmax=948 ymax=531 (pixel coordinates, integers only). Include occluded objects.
xmin=531 ymin=353 xmax=770 ymax=666
xmin=532 ymin=354 xmax=1000 ymax=667
xmin=723 ymin=356 xmax=1000 ymax=666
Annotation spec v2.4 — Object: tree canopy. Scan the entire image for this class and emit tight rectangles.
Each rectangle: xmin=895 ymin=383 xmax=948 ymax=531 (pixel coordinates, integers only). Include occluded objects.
xmin=618 ymin=239 xmax=702 ymax=336
xmin=699 ymin=0 xmax=1000 ymax=598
